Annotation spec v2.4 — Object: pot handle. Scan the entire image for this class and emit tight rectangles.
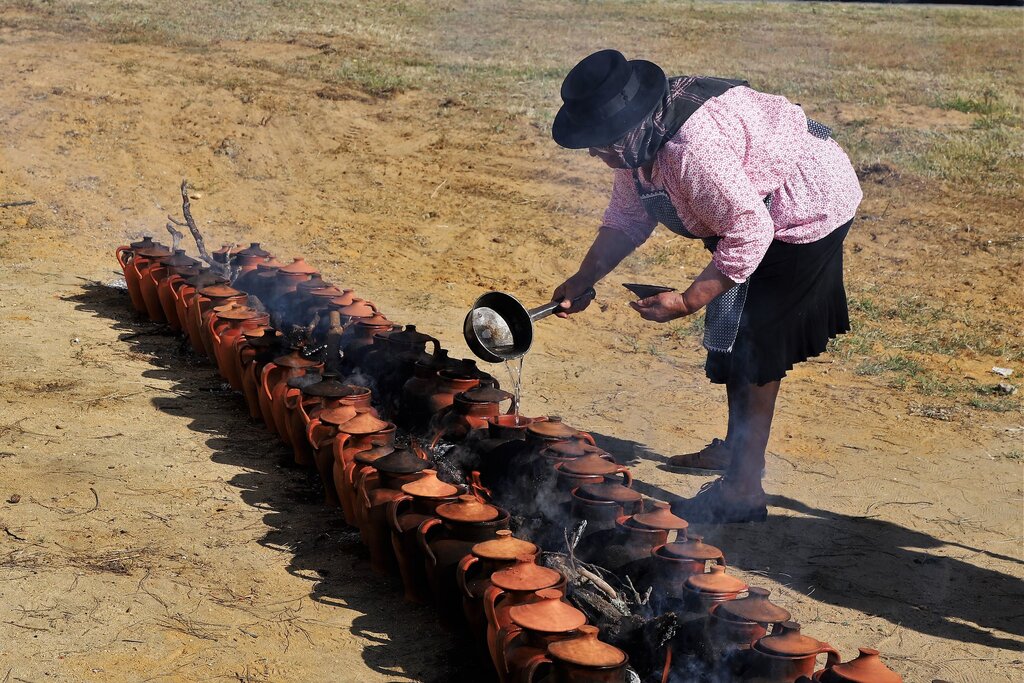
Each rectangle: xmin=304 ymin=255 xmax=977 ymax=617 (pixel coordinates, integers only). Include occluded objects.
xmin=456 ymin=554 xmax=479 ymax=600
xmin=578 ymin=430 xmax=597 ymax=446
xmin=482 ymin=584 xmax=503 ymax=629
xmin=387 ymin=493 xmax=413 ymax=534
xmin=616 ymin=466 xmax=633 ymax=488
xmin=469 ymin=471 xmax=493 ymax=502
xmin=115 ymin=245 xmax=132 ymax=269
xmin=206 ymin=314 xmax=222 ymax=347
xmin=260 ymin=362 xmax=280 ymax=404
xmin=306 ymin=418 xmax=323 ymax=450
xmin=497 ymin=625 xmax=523 ymax=677
xmin=522 ymin=653 xmax=552 ymax=683
xmin=332 ymin=432 xmax=351 ymax=465
xmin=283 ymin=386 xmax=301 ymax=410
xmin=416 ymin=517 xmax=443 ymax=566
xmin=356 ymin=466 xmax=378 ymax=512
xmin=820 ymin=643 xmax=842 ymax=670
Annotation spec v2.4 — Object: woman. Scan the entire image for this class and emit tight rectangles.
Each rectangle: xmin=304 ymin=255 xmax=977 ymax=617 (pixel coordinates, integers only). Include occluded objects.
xmin=550 ymin=50 xmax=862 ymax=524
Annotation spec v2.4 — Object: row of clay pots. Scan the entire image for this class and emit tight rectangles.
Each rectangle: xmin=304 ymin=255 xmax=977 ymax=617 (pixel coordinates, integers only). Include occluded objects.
xmin=114 ymin=239 xmax=903 ymax=683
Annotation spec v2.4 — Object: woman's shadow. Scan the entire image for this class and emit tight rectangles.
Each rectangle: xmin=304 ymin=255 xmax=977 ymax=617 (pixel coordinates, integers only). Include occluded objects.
xmin=591 ymin=431 xmax=1024 ymax=652
xmin=66 ymin=282 xmax=485 ymax=682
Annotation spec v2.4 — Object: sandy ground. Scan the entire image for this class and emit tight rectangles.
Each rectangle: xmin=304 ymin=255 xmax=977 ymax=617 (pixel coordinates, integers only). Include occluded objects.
xmin=0 ymin=22 xmax=1022 ymax=683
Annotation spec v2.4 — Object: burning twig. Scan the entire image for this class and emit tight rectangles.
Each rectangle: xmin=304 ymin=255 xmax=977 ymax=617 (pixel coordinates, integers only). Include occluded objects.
xmin=579 ymin=565 xmax=620 ymax=601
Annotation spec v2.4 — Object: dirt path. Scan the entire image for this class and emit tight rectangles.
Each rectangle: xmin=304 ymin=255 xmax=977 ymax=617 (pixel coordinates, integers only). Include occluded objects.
xmin=0 ymin=27 xmax=1021 ymax=683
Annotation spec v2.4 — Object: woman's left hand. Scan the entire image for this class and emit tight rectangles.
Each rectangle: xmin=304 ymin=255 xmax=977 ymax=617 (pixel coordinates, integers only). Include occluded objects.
xmin=629 ymin=292 xmax=690 ymax=323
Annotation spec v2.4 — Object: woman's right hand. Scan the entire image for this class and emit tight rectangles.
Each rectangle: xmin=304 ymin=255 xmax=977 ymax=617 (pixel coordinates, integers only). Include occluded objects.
xmin=551 ymin=274 xmax=596 ymax=318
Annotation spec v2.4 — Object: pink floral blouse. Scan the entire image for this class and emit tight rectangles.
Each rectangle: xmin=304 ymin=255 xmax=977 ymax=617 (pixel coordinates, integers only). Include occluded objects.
xmin=601 ymin=86 xmax=863 ymax=283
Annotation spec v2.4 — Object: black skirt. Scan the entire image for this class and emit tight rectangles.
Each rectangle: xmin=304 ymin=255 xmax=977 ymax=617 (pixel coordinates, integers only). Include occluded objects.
xmin=705 ymin=217 xmax=853 ymax=386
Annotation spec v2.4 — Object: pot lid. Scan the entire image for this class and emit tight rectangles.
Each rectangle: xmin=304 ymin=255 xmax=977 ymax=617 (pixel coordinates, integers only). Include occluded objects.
xmin=461 ymin=387 xmax=513 ymax=404
xmin=217 ymin=307 xmax=260 ymax=321
xmin=329 ymin=289 xmax=357 ymax=306
xmin=543 ymin=439 xmax=605 ymax=458
xmin=820 ymin=648 xmax=902 ymax=683
xmin=661 ymin=534 xmax=723 ymax=562
xmin=243 ymin=326 xmax=273 ymax=339
xmin=273 ymin=350 xmax=321 ymax=369
xmin=547 ymin=625 xmax=627 ymax=668
xmin=373 ymin=449 xmax=430 ymax=476
xmin=213 ymin=244 xmax=241 ymax=259
xmin=186 ymin=271 xmax=227 ymax=287
xmin=561 ymin=453 xmax=619 ymax=476
xmin=353 ymin=445 xmax=395 ymax=466
xmin=278 ymin=257 xmax=318 ymax=275
xmin=199 ymin=284 xmax=244 ymax=298
xmin=490 ymin=555 xmax=562 ymax=592
xmin=247 ymin=331 xmax=282 ymax=347
xmin=310 ymin=285 xmax=345 ymax=299
xmin=237 ymin=242 xmax=272 ymax=258
xmin=129 ymin=235 xmax=157 ymax=249
xmin=400 ymin=468 xmax=458 ymax=497
xmin=509 ymin=588 xmax=587 ymax=634
xmin=716 ymin=587 xmax=791 ymax=624
xmin=335 ymin=299 xmax=376 ymax=317
xmin=256 ymin=258 xmax=284 ymax=271
xmin=387 ymin=324 xmax=437 ymax=347
xmin=471 ymin=530 xmax=537 ymax=562
xmin=436 ymin=494 xmax=499 ymax=524
xmin=356 ymin=312 xmax=392 ymax=328
xmin=632 ymin=501 xmax=689 ymax=531
xmin=318 ymin=405 xmax=360 ymax=426
xmin=164 ymin=249 xmax=199 ymax=268
xmin=339 ymin=412 xmax=391 ymax=435
xmin=136 ymin=245 xmax=173 ymax=258
xmin=754 ymin=622 xmax=826 ymax=658
xmin=287 ymin=372 xmax=321 ymax=389
xmin=304 ymin=377 xmax=363 ymax=398
xmin=527 ymin=417 xmax=581 ymax=440
xmin=577 ymin=483 xmax=642 ymax=505
xmin=684 ymin=565 xmax=747 ymax=595
xmin=296 ymin=274 xmax=328 ymax=292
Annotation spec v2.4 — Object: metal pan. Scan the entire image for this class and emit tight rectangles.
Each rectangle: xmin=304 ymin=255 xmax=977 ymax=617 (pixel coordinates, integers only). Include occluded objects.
xmin=463 ymin=288 xmax=596 ymax=363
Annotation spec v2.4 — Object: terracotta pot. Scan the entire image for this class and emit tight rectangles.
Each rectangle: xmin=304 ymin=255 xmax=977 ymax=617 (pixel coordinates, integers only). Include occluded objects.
xmin=484 ymin=555 xmax=565 ymax=679
xmin=457 ymin=532 xmax=540 ymax=665
xmin=417 ymin=495 xmax=510 ymax=628
xmin=554 ymin=453 xmax=632 ymax=493
xmin=540 ymin=624 xmax=629 ymax=683
xmin=362 ymin=324 xmax=441 ymax=409
xmin=341 ymin=312 xmax=393 ymax=369
xmin=813 ymin=647 xmax=902 ymax=683
xmin=234 ymin=327 xmax=277 ymax=413
xmin=288 ymin=377 xmax=374 ymax=468
xmin=426 ymin=369 xmax=480 ymax=418
xmin=570 ymin=484 xmax=643 ymax=532
xmin=328 ymin=412 xmax=397 ymax=522
xmin=239 ymin=330 xmax=284 ymax=419
xmin=207 ymin=307 xmax=269 ymax=389
xmin=261 ymin=350 xmax=323 ymax=451
xmin=398 ymin=348 xmax=453 ymax=430
xmin=652 ymin=534 xmax=726 ymax=601
xmin=500 ymin=589 xmax=587 ymax=683
xmin=233 ymin=242 xmax=272 ymax=274
xmin=432 ymin=386 xmax=514 ymax=447
xmin=177 ymin=271 xmax=228 ymax=351
xmin=682 ymin=564 xmax=748 ymax=617
xmin=355 ymin=450 xmax=431 ymax=574
xmin=115 ymin=236 xmax=161 ymax=312
xmin=133 ymin=246 xmax=174 ymax=322
xmin=538 ymin=438 xmax=608 ymax=467
xmin=706 ymin=587 xmax=791 ymax=664
xmin=389 ymin=469 xmax=465 ymax=603
xmin=195 ymin=284 xmax=247 ymax=358
xmin=156 ymin=251 xmax=201 ymax=330
xmin=241 ymin=258 xmax=284 ymax=302
xmin=739 ymin=622 xmax=840 ymax=683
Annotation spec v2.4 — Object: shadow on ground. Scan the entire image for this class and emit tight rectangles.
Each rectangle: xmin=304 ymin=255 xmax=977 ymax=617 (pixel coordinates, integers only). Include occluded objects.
xmin=67 ymin=282 xmax=484 ymax=683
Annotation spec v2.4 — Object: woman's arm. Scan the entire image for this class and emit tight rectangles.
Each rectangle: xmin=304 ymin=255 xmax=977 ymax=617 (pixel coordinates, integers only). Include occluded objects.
xmin=551 ymin=227 xmax=637 ymax=317
xmin=630 ymin=259 xmax=735 ymax=322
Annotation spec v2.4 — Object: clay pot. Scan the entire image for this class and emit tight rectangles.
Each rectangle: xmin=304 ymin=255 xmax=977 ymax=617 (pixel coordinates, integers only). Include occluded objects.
xmin=241 ymin=257 xmax=284 ymax=302
xmin=739 ymin=622 xmax=840 ymax=683
xmin=652 ymin=534 xmax=726 ymax=602
xmin=540 ymin=624 xmax=629 ymax=683
xmin=389 ymin=469 xmax=465 ymax=603
xmin=571 ymin=483 xmax=644 ymax=532
xmin=155 ymin=250 xmax=201 ymax=330
xmin=432 ymin=386 xmax=514 ymax=447
xmin=426 ymin=369 xmax=481 ymax=418
xmin=329 ymin=412 xmax=397 ymax=521
xmin=813 ymin=647 xmax=902 ymax=683
xmin=457 ymin=532 xmax=540 ymax=662
xmin=233 ymin=242 xmax=272 ymax=274
xmin=177 ymin=271 xmax=229 ymax=350
xmin=398 ymin=348 xmax=453 ymax=430
xmin=501 ymin=589 xmax=587 ymax=683
xmin=554 ymin=453 xmax=632 ymax=493
xmin=115 ymin=236 xmax=162 ymax=312
xmin=289 ymin=376 xmax=374 ymax=468
xmin=260 ymin=350 xmax=323 ymax=449
xmin=524 ymin=417 xmax=597 ymax=456
xmin=682 ymin=564 xmax=748 ymax=616
xmin=706 ymin=587 xmax=791 ymax=664
xmin=135 ymin=246 xmax=175 ymax=322
xmin=356 ymin=450 xmax=431 ymax=574
xmin=239 ymin=330 xmax=284 ymax=421
xmin=194 ymin=284 xmax=247 ymax=358
xmin=538 ymin=438 xmax=608 ymax=466
xmin=362 ymin=324 xmax=441 ymax=409
xmin=207 ymin=306 xmax=269 ymax=389
xmin=417 ymin=495 xmax=510 ymax=628
xmin=341 ymin=312 xmax=394 ymax=369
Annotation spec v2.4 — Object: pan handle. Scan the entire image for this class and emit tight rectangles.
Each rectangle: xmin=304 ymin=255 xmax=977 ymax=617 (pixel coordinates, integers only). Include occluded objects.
xmin=529 ymin=287 xmax=596 ymax=322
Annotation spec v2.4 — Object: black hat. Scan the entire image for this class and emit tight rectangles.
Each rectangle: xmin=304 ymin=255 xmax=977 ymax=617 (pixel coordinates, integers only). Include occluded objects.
xmin=552 ymin=50 xmax=667 ymax=149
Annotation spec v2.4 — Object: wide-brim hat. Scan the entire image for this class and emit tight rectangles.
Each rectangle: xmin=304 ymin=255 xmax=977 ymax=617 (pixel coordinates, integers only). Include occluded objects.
xmin=552 ymin=49 xmax=667 ymax=149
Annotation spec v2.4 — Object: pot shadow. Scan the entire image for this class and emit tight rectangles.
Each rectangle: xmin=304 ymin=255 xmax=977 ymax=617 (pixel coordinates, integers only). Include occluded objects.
xmin=588 ymin=428 xmax=1024 ymax=652
xmin=65 ymin=282 xmax=486 ymax=682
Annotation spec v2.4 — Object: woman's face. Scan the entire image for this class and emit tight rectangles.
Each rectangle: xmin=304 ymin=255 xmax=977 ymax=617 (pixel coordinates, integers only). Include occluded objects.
xmin=588 ymin=146 xmax=625 ymax=169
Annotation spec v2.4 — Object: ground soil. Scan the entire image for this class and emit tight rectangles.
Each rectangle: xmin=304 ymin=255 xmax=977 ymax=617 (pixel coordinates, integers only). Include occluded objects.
xmin=0 ymin=21 xmax=1021 ymax=683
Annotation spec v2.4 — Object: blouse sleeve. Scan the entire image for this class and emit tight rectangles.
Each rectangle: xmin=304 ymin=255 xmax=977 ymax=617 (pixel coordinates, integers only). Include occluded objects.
xmin=600 ymin=169 xmax=657 ymax=247
xmin=676 ymin=128 xmax=774 ymax=283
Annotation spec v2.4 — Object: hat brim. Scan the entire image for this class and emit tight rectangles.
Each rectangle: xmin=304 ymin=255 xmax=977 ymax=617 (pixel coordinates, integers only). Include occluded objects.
xmin=552 ymin=60 xmax=667 ymax=149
